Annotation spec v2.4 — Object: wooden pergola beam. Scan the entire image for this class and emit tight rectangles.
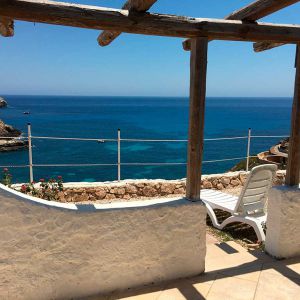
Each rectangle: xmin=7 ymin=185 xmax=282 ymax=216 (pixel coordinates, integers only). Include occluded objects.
xmin=253 ymin=41 xmax=286 ymax=52
xmin=286 ymin=45 xmax=300 ymax=186
xmin=254 ymin=40 xmax=288 ymax=52
xmin=253 ymin=0 xmax=300 ymax=52
xmin=0 ymin=16 xmax=14 ymax=37
xmin=186 ymin=37 xmax=208 ymax=201
xmin=2 ymin=1 xmax=300 ymax=44
xmin=226 ymin=0 xmax=299 ymax=21
xmin=98 ymin=0 xmax=157 ymax=46
xmin=183 ymin=0 xmax=300 ymax=51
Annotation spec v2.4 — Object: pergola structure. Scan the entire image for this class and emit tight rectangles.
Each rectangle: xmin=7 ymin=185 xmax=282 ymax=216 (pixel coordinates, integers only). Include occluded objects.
xmin=1 ymin=0 xmax=300 ymax=199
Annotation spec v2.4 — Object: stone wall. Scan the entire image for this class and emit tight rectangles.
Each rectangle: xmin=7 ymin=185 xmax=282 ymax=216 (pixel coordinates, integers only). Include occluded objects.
xmin=60 ymin=170 xmax=286 ymax=203
xmin=0 ymin=183 xmax=206 ymax=299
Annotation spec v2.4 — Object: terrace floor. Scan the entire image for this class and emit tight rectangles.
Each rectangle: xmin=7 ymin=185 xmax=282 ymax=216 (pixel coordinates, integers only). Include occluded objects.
xmin=83 ymin=234 xmax=300 ymax=300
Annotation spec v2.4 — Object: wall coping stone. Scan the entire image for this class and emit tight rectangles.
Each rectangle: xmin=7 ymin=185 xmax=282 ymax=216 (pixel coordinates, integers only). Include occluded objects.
xmin=1 ymin=183 xmax=198 ymax=211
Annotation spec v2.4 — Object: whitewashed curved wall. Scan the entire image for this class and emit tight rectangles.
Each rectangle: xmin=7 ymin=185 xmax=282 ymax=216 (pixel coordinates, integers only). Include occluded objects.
xmin=0 ymin=184 xmax=206 ymax=300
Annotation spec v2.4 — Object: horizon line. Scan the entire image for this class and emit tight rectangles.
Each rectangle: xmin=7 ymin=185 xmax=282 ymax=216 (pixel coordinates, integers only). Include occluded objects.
xmin=1 ymin=94 xmax=293 ymax=99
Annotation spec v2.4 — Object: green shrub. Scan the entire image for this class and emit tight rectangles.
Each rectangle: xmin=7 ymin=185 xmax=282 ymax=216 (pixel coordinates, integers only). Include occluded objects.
xmin=20 ymin=176 xmax=64 ymax=201
xmin=1 ymin=168 xmax=12 ymax=186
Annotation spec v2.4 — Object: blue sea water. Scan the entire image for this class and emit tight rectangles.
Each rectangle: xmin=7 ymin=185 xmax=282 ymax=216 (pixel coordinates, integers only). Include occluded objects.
xmin=0 ymin=96 xmax=292 ymax=183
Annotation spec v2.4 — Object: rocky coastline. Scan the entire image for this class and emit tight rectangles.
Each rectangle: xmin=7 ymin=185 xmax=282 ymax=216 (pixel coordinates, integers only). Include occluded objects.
xmin=0 ymin=120 xmax=28 ymax=152
xmin=0 ymin=97 xmax=28 ymax=151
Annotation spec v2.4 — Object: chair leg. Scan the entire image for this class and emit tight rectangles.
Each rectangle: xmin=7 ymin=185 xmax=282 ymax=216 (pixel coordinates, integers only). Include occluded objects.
xmin=244 ymin=217 xmax=266 ymax=243
xmin=205 ymin=204 xmax=223 ymax=229
xmin=219 ymin=216 xmax=266 ymax=242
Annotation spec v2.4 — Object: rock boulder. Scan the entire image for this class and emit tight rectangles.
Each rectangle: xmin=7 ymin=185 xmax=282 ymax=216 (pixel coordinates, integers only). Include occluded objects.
xmin=0 ymin=120 xmax=28 ymax=152
xmin=0 ymin=97 xmax=7 ymax=108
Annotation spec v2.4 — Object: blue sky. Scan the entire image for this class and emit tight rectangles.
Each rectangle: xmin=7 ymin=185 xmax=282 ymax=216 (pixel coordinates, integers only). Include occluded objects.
xmin=1 ymin=0 xmax=300 ymax=97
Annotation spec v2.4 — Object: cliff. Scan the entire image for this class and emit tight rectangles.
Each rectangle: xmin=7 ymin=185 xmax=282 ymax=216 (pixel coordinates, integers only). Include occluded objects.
xmin=0 ymin=120 xmax=28 ymax=152
xmin=0 ymin=120 xmax=21 ymax=137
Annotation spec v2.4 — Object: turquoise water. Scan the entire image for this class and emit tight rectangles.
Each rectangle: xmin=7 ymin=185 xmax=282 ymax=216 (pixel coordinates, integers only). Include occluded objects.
xmin=0 ymin=96 xmax=292 ymax=183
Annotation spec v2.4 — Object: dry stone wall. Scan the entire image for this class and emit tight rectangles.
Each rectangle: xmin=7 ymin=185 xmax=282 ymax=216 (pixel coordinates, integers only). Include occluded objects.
xmin=60 ymin=171 xmax=286 ymax=203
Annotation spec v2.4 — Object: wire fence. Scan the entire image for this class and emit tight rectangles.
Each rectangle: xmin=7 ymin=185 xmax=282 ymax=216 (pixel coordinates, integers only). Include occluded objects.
xmin=0 ymin=124 xmax=289 ymax=183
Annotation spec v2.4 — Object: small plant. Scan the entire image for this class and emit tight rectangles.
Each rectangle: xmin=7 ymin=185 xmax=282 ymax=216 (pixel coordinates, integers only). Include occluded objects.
xmin=20 ymin=176 xmax=64 ymax=201
xmin=1 ymin=168 xmax=12 ymax=186
xmin=20 ymin=181 xmax=39 ymax=197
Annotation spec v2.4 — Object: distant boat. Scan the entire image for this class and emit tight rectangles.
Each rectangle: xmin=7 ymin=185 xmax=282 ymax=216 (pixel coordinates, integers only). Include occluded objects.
xmin=23 ymin=111 xmax=30 ymax=115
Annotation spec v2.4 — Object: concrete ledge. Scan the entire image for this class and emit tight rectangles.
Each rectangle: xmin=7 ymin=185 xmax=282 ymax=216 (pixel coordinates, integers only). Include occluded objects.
xmin=266 ymin=185 xmax=300 ymax=259
xmin=0 ymin=184 xmax=206 ymax=299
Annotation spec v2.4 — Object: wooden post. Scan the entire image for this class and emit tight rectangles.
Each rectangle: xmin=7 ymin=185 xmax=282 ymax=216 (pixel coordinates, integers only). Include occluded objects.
xmin=186 ymin=37 xmax=208 ymax=201
xmin=286 ymin=45 xmax=300 ymax=186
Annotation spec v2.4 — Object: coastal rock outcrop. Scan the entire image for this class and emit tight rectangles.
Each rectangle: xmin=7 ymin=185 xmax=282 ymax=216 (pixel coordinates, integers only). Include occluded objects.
xmin=0 ymin=97 xmax=7 ymax=108
xmin=0 ymin=120 xmax=28 ymax=152
xmin=0 ymin=120 xmax=21 ymax=137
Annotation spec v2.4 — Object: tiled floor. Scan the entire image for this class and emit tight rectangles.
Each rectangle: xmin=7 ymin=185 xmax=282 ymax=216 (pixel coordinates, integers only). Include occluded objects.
xmin=83 ymin=234 xmax=300 ymax=300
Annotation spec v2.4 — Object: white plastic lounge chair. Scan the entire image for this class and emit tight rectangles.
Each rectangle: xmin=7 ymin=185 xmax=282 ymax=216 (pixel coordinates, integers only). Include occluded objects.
xmin=200 ymin=164 xmax=277 ymax=242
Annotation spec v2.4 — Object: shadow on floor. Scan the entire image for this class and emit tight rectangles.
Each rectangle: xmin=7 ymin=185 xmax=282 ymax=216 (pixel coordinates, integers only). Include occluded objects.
xmin=79 ymin=239 xmax=300 ymax=300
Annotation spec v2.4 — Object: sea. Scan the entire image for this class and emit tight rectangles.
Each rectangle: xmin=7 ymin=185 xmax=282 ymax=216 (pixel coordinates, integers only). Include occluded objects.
xmin=0 ymin=96 xmax=292 ymax=183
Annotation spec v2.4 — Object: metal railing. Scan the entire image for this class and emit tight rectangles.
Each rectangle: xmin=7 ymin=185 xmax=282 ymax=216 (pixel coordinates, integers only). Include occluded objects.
xmin=0 ymin=124 xmax=288 ymax=182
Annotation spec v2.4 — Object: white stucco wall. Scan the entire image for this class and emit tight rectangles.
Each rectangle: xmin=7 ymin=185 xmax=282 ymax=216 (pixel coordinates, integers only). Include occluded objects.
xmin=266 ymin=186 xmax=300 ymax=259
xmin=0 ymin=184 xmax=206 ymax=300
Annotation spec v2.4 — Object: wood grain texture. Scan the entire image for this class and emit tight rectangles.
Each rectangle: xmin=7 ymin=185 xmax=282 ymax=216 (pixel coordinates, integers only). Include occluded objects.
xmin=0 ymin=16 xmax=14 ymax=37
xmin=226 ymin=0 xmax=299 ymax=21
xmin=98 ymin=0 xmax=157 ymax=46
xmin=184 ymin=0 xmax=300 ymax=50
xmin=186 ymin=38 xmax=208 ymax=201
xmin=286 ymin=45 xmax=300 ymax=186
xmin=253 ymin=41 xmax=287 ymax=52
xmin=2 ymin=1 xmax=300 ymax=43
xmin=252 ymin=0 xmax=300 ymax=52
xmin=253 ymin=41 xmax=286 ymax=52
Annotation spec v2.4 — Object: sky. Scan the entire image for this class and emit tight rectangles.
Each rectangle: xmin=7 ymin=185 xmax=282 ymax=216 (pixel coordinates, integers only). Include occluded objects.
xmin=1 ymin=0 xmax=300 ymax=97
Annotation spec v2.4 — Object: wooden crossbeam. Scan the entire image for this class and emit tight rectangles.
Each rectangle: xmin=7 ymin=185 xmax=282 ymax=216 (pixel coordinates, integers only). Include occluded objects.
xmin=0 ymin=16 xmax=14 ymax=37
xmin=286 ymin=45 xmax=300 ymax=186
xmin=253 ymin=0 xmax=300 ymax=52
xmin=226 ymin=0 xmax=299 ymax=21
xmin=98 ymin=0 xmax=157 ymax=46
xmin=254 ymin=41 xmax=286 ymax=52
xmin=183 ymin=0 xmax=300 ymax=50
xmin=2 ymin=0 xmax=300 ymax=44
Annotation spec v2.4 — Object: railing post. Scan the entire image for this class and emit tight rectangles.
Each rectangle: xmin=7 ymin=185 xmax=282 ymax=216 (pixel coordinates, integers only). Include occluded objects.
xmin=246 ymin=128 xmax=251 ymax=172
xmin=117 ymin=128 xmax=121 ymax=181
xmin=27 ymin=123 xmax=34 ymax=183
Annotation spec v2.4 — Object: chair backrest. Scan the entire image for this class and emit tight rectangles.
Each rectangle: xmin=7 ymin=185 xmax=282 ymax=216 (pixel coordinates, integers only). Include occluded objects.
xmin=234 ymin=164 xmax=277 ymax=216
